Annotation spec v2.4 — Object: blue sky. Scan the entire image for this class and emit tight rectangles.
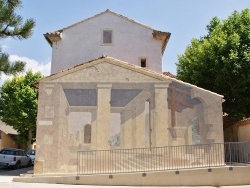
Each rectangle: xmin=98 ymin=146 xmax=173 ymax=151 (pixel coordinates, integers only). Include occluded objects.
xmin=1 ymin=0 xmax=250 ymax=82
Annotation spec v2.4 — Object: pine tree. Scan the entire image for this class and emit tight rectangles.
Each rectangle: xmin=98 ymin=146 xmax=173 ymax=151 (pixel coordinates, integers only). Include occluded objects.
xmin=0 ymin=0 xmax=35 ymax=76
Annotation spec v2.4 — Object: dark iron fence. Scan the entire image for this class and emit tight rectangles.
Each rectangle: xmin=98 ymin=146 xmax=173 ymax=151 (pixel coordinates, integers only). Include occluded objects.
xmin=77 ymin=141 xmax=250 ymax=175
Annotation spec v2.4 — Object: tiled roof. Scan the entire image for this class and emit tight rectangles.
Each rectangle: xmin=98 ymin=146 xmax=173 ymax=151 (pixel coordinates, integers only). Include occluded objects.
xmin=39 ymin=56 xmax=169 ymax=82
xmin=163 ymin=72 xmax=177 ymax=79
xmin=223 ymin=116 xmax=250 ymax=129
xmin=0 ymin=121 xmax=17 ymax=135
xmin=38 ymin=56 xmax=223 ymax=98
xmin=235 ymin=117 xmax=250 ymax=127
xmin=44 ymin=9 xmax=171 ymax=54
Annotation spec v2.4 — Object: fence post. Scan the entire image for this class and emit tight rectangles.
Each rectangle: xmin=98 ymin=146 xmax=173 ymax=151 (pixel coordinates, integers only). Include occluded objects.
xmin=75 ymin=142 xmax=250 ymax=175
xmin=77 ymin=151 xmax=79 ymax=176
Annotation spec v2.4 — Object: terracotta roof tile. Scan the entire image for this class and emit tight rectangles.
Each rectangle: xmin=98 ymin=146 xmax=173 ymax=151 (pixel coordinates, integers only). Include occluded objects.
xmin=163 ymin=72 xmax=177 ymax=79
xmin=235 ymin=117 xmax=250 ymax=127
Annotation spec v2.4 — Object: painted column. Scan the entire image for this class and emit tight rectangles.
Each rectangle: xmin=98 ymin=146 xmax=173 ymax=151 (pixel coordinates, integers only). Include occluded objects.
xmin=131 ymin=105 xmax=137 ymax=149
xmin=134 ymin=100 xmax=146 ymax=148
xmin=120 ymin=113 xmax=125 ymax=148
xmin=96 ymin=84 xmax=112 ymax=150
xmin=35 ymin=84 xmax=65 ymax=174
xmin=152 ymin=83 xmax=169 ymax=147
xmin=120 ymin=109 xmax=133 ymax=149
xmin=91 ymin=110 xmax=97 ymax=150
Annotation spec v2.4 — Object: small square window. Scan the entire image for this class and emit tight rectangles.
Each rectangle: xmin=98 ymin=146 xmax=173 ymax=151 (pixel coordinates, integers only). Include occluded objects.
xmin=102 ymin=30 xmax=113 ymax=44
xmin=140 ymin=58 xmax=147 ymax=67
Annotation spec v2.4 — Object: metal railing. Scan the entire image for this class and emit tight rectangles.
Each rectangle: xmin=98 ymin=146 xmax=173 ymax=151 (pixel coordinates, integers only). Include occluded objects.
xmin=77 ymin=141 xmax=250 ymax=175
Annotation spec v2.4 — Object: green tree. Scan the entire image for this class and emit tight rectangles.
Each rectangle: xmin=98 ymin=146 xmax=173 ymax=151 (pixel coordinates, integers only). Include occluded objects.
xmin=0 ymin=0 xmax=35 ymax=76
xmin=176 ymin=9 xmax=250 ymax=120
xmin=0 ymin=71 xmax=42 ymax=146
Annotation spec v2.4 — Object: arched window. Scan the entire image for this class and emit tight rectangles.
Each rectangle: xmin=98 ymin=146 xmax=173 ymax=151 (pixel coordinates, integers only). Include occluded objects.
xmin=84 ymin=124 xmax=91 ymax=143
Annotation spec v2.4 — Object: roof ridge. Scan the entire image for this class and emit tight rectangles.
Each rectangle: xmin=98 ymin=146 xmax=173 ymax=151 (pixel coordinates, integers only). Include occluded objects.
xmin=40 ymin=56 xmax=223 ymax=98
xmin=44 ymin=9 xmax=171 ymax=53
xmin=46 ymin=9 xmax=168 ymax=35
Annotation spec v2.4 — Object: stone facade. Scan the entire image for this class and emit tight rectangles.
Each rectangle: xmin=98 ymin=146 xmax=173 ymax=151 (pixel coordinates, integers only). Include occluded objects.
xmin=35 ymin=57 xmax=224 ymax=174
xmin=35 ymin=10 xmax=224 ymax=174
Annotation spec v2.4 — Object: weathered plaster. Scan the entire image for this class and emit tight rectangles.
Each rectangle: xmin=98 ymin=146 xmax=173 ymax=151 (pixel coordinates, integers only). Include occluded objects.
xmin=35 ymin=59 xmax=224 ymax=174
xmin=50 ymin=12 xmax=163 ymax=74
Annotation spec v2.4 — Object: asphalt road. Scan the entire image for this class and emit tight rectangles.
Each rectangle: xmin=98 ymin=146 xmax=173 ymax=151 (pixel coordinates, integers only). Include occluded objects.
xmin=0 ymin=166 xmax=33 ymax=186
xmin=0 ymin=166 xmax=33 ymax=176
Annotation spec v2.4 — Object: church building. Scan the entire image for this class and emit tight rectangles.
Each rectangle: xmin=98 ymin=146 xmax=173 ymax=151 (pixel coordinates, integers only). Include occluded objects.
xmin=35 ymin=10 xmax=224 ymax=174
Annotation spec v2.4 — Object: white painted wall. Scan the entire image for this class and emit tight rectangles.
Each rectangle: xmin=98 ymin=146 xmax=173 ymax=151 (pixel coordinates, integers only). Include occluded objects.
xmin=51 ymin=12 xmax=163 ymax=74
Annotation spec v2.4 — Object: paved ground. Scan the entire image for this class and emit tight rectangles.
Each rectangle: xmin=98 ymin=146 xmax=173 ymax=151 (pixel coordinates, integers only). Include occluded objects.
xmin=0 ymin=166 xmax=33 ymax=183
xmin=1 ymin=184 xmax=250 ymax=188
xmin=0 ymin=166 xmax=33 ymax=176
xmin=1 ymin=167 xmax=250 ymax=188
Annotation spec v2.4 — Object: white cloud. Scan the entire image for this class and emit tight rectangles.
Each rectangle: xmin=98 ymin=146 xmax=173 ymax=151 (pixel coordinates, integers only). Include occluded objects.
xmin=1 ymin=45 xmax=8 ymax=51
xmin=0 ymin=55 xmax=51 ymax=85
xmin=0 ymin=74 xmax=12 ymax=86
xmin=9 ymin=55 xmax=51 ymax=76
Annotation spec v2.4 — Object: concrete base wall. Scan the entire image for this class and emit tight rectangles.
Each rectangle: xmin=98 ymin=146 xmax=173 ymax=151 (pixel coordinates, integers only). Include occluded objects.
xmin=14 ymin=166 xmax=250 ymax=186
